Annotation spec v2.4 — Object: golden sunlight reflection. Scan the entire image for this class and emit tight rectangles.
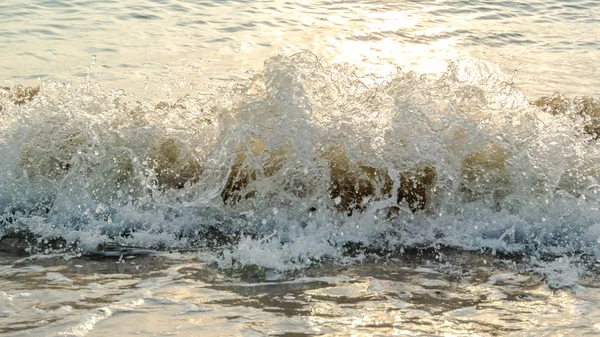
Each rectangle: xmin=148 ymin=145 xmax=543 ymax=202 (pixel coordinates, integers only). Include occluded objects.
xmin=1 ymin=256 xmax=598 ymax=335
xmin=319 ymin=8 xmax=461 ymax=81
xmin=1 ymin=0 xmax=597 ymax=95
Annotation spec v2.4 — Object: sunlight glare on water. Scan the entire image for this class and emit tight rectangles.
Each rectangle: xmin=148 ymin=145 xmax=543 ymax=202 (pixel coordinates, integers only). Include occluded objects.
xmin=1 ymin=0 xmax=600 ymax=336
xmin=0 ymin=0 xmax=598 ymax=96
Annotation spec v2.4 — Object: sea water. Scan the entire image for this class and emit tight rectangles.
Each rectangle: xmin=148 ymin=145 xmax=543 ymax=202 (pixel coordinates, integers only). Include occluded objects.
xmin=1 ymin=0 xmax=600 ymax=335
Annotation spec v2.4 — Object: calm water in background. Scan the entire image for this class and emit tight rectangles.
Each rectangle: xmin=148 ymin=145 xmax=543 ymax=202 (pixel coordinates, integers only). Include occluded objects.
xmin=2 ymin=0 xmax=600 ymax=336
xmin=1 ymin=0 xmax=599 ymax=96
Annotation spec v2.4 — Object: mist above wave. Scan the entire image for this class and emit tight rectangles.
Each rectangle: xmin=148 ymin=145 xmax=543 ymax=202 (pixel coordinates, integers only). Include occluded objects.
xmin=0 ymin=53 xmax=599 ymax=277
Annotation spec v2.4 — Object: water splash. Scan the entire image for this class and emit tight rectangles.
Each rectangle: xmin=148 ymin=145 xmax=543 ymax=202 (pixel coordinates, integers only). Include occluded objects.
xmin=0 ymin=53 xmax=599 ymax=281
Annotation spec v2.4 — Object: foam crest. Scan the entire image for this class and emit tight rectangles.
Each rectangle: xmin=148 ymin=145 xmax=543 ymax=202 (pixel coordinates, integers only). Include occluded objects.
xmin=0 ymin=53 xmax=599 ymax=279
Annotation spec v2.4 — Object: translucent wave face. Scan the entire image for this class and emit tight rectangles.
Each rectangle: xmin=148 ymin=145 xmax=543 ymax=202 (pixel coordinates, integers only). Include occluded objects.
xmin=0 ymin=53 xmax=599 ymax=279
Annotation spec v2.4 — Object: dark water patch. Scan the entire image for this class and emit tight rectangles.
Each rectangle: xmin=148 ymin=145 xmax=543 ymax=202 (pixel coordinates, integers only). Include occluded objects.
xmin=38 ymin=0 xmax=74 ymax=9
xmin=10 ymin=74 xmax=51 ymax=81
xmin=177 ymin=19 xmax=208 ymax=26
xmin=126 ymin=13 xmax=163 ymax=21
xmin=0 ymin=231 xmax=67 ymax=257
xmin=167 ymin=4 xmax=191 ymax=13
xmin=18 ymin=51 xmax=51 ymax=62
xmin=206 ymin=37 xmax=234 ymax=43
xmin=46 ymin=24 xmax=75 ymax=30
xmin=84 ymin=47 xmax=119 ymax=54
xmin=218 ymin=24 xmax=256 ymax=33
xmin=0 ymin=317 xmax=65 ymax=335
xmin=18 ymin=29 xmax=59 ymax=36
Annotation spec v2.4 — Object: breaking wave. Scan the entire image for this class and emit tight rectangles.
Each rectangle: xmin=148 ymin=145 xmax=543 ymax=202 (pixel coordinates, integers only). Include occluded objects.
xmin=1 ymin=53 xmax=599 ymax=277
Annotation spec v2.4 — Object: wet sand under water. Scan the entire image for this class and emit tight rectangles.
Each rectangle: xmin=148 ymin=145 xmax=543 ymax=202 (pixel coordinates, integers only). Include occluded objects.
xmin=2 ymin=250 xmax=600 ymax=336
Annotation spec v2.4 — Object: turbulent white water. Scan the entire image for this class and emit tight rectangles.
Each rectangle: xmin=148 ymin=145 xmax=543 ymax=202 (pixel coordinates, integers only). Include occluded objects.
xmin=1 ymin=53 xmax=599 ymax=285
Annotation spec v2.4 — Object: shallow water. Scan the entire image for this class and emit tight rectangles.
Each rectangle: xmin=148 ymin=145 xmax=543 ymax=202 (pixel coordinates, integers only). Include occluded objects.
xmin=1 ymin=0 xmax=600 ymax=335
xmin=2 ymin=253 xmax=600 ymax=336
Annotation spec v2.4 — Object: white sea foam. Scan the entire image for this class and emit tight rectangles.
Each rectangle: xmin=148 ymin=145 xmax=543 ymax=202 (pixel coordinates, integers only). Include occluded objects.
xmin=0 ymin=54 xmax=599 ymax=285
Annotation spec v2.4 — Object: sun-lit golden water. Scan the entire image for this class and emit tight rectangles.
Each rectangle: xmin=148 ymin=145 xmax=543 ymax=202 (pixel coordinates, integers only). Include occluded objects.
xmin=2 ymin=253 xmax=600 ymax=337
xmin=2 ymin=1 xmax=600 ymax=336
xmin=1 ymin=0 xmax=598 ymax=97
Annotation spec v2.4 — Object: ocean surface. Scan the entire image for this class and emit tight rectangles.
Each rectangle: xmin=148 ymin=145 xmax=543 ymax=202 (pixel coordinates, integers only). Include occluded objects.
xmin=1 ymin=0 xmax=600 ymax=335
